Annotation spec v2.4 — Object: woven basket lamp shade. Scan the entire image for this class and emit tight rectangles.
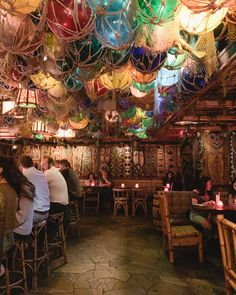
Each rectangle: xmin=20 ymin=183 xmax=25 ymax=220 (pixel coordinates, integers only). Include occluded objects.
xmin=15 ymin=85 xmax=38 ymax=108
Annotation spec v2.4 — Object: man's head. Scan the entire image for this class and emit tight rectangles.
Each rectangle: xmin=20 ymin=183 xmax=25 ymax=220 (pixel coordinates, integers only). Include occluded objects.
xmin=20 ymin=155 xmax=34 ymax=169
xmin=59 ymin=159 xmax=71 ymax=170
xmin=54 ymin=160 xmax=61 ymax=169
xmin=42 ymin=157 xmax=54 ymax=171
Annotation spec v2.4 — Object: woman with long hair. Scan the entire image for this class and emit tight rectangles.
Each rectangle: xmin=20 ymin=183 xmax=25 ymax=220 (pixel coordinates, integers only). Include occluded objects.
xmin=190 ymin=176 xmax=215 ymax=246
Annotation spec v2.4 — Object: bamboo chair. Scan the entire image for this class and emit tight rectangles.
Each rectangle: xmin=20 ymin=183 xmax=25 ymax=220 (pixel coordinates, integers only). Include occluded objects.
xmin=159 ymin=192 xmax=203 ymax=263
xmin=217 ymin=216 xmax=236 ymax=295
xmin=113 ymin=189 xmax=129 ymax=217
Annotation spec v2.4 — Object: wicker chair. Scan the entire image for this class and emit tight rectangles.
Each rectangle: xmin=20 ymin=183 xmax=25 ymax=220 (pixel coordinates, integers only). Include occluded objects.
xmin=159 ymin=192 xmax=203 ymax=263
xmin=218 ymin=216 xmax=236 ymax=295
xmin=131 ymin=188 xmax=147 ymax=216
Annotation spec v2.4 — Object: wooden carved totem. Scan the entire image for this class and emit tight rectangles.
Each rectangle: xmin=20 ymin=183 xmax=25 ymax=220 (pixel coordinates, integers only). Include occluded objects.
xmin=180 ymin=137 xmax=195 ymax=190
xmin=230 ymin=131 xmax=236 ymax=180
xmin=203 ymin=131 xmax=230 ymax=185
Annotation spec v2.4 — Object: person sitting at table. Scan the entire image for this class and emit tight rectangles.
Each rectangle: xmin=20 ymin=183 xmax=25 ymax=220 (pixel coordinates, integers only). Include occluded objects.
xmin=190 ymin=176 xmax=215 ymax=246
xmin=162 ymin=171 xmax=175 ymax=189
xmin=227 ymin=178 xmax=236 ymax=205
xmin=99 ymin=170 xmax=113 ymax=212
xmin=84 ymin=173 xmax=96 ymax=186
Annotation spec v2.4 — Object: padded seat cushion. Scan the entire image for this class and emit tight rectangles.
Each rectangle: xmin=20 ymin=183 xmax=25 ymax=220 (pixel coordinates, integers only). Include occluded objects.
xmin=172 ymin=225 xmax=201 ymax=238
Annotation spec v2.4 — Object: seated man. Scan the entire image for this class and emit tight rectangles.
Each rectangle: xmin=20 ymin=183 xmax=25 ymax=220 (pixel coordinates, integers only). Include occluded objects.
xmin=20 ymin=155 xmax=50 ymax=223
xmin=59 ymin=159 xmax=80 ymax=201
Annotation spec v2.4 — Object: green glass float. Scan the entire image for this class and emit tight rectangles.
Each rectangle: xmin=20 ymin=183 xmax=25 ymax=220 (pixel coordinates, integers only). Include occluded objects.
xmin=70 ymin=34 xmax=105 ymax=67
xmin=164 ymin=52 xmax=186 ymax=70
xmin=106 ymin=48 xmax=130 ymax=69
xmin=63 ymin=74 xmax=82 ymax=92
xmin=136 ymin=131 xmax=148 ymax=138
xmin=56 ymin=54 xmax=75 ymax=74
xmin=121 ymin=106 xmax=136 ymax=119
xmin=142 ymin=116 xmax=154 ymax=128
xmin=133 ymin=80 xmax=155 ymax=92
xmin=138 ymin=0 xmax=177 ymax=25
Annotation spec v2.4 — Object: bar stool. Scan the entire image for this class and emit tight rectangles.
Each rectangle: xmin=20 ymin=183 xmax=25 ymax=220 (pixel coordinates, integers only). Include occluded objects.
xmin=14 ymin=220 xmax=49 ymax=290
xmin=68 ymin=201 xmax=80 ymax=238
xmin=0 ymin=252 xmax=27 ymax=295
xmin=47 ymin=212 xmax=67 ymax=271
xmin=113 ymin=189 xmax=129 ymax=217
xmin=131 ymin=188 xmax=148 ymax=216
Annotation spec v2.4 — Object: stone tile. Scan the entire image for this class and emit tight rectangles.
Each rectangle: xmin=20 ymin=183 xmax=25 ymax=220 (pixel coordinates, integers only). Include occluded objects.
xmin=94 ymin=263 xmax=130 ymax=281
xmin=74 ymin=289 xmax=103 ymax=295
xmin=105 ymin=287 xmax=146 ymax=295
xmin=149 ymin=280 xmax=191 ymax=295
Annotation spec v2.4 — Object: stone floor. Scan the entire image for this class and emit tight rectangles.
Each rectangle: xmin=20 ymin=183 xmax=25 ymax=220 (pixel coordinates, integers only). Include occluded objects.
xmin=31 ymin=215 xmax=225 ymax=295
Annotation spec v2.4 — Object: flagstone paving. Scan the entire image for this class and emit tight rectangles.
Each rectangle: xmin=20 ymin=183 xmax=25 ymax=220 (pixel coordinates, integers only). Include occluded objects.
xmin=31 ymin=216 xmax=225 ymax=295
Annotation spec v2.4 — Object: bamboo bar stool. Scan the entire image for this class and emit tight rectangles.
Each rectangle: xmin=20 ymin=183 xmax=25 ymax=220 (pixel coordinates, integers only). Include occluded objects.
xmin=131 ymin=188 xmax=148 ymax=216
xmin=47 ymin=212 xmax=67 ymax=271
xmin=218 ymin=216 xmax=236 ymax=295
xmin=0 ymin=252 xmax=27 ymax=295
xmin=14 ymin=221 xmax=49 ymax=290
xmin=68 ymin=201 xmax=80 ymax=238
xmin=113 ymin=189 xmax=129 ymax=217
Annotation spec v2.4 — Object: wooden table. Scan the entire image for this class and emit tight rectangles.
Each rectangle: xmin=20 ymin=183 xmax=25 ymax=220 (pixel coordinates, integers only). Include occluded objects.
xmin=192 ymin=204 xmax=236 ymax=221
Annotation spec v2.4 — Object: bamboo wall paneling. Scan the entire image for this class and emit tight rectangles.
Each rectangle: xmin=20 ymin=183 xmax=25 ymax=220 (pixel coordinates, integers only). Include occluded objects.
xmin=203 ymin=131 xmax=230 ymax=185
xmin=110 ymin=146 xmax=123 ymax=177
xmin=156 ymin=145 xmax=165 ymax=179
xmin=230 ymin=131 xmax=236 ymax=180
xmin=144 ymin=146 xmax=157 ymax=177
xmin=164 ymin=145 xmax=179 ymax=173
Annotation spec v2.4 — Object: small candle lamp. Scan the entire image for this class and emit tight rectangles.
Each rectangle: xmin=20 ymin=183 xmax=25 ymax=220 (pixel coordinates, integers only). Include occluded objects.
xmin=217 ymin=200 xmax=223 ymax=208
xmin=91 ymin=182 xmax=95 ymax=187
xmin=121 ymin=183 xmax=125 ymax=188
xmin=166 ymin=183 xmax=171 ymax=189
xmin=135 ymin=183 xmax=139 ymax=188
xmin=164 ymin=187 xmax=169 ymax=192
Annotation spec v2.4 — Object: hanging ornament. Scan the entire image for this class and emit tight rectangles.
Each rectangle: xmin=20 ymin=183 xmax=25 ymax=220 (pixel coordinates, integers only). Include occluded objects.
xmin=0 ymin=10 xmax=44 ymax=54
xmin=0 ymin=0 xmax=41 ymax=15
xmin=181 ymin=62 xmax=209 ymax=93
xmin=106 ymin=48 xmax=130 ymax=69
xmin=84 ymin=78 xmax=109 ymax=100
xmin=164 ymin=98 xmax=179 ymax=113
xmin=132 ymin=80 xmax=155 ymax=92
xmin=131 ymin=67 xmax=158 ymax=83
xmin=164 ymin=51 xmax=186 ymax=70
xmin=69 ymin=117 xmax=88 ymax=129
xmin=47 ymin=0 xmax=94 ymax=41
xmin=138 ymin=0 xmax=177 ymax=25
xmin=87 ymin=0 xmax=129 ymax=14
xmin=130 ymin=45 xmax=167 ymax=73
xmin=156 ymin=68 xmax=180 ymax=87
xmin=130 ymin=85 xmax=148 ymax=98
xmin=69 ymin=34 xmax=105 ymax=67
xmin=43 ymin=32 xmax=65 ymax=61
xmin=105 ymin=110 xmax=119 ymax=123
xmin=178 ymin=5 xmax=228 ymax=35
xmin=100 ymin=66 xmax=132 ymax=90
xmin=95 ymin=2 xmax=138 ymax=50
xmin=180 ymin=0 xmax=233 ymax=13
xmin=30 ymin=71 xmax=60 ymax=90
xmin=62 ymin=74 xmax=82 ymax=92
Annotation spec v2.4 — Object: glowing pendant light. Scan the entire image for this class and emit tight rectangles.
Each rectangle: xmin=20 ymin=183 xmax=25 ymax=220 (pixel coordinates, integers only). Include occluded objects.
xmin=156 ymin=68 xmax=180 ymax=87
xmin=15 ymin=85 xmax=39 ymax=108
xmin=55 ymin=127 xmax=75 ymax=138
xmin=178 ymin=5 xmax=228 ymax=35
